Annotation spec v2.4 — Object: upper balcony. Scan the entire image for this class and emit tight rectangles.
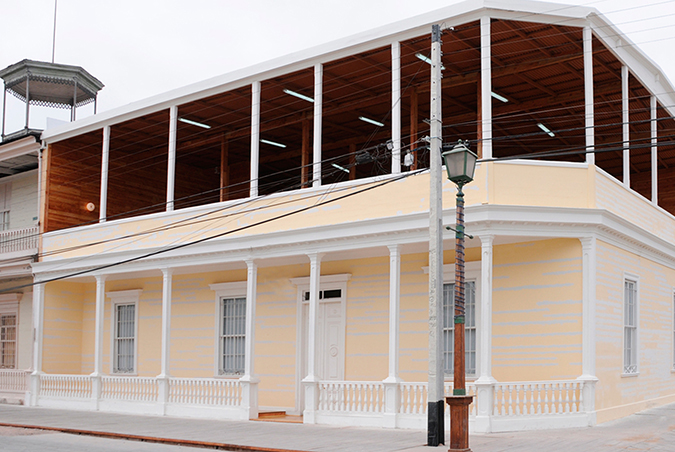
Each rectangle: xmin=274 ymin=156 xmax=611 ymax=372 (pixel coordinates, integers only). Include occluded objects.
xmin=36 ymin=5 xmax=675 ymax=268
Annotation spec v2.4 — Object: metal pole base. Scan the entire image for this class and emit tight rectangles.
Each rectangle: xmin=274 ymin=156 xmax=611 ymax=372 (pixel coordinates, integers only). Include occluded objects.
xmin=427 ymin=399 xmax=445 ymax=446
xmin=446 ymin=395 xmax=473 ymax=451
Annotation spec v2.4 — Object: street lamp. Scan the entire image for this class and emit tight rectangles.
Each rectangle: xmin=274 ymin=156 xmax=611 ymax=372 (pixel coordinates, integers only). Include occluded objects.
xmin=441 ymin=139 xmax=477 ymax=452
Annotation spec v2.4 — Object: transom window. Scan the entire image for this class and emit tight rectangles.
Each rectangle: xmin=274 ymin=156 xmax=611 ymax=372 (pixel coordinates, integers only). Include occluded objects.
xmin=0 ymin=313 xmax=16 ymax=369
xmin=443 ymin=281 xmax=476 ymax=376
xmin=302 ymin=289 xmax=342 ymax=301
xmin=219 ymin=297 xmax=246 ymax=375
xmin=114 ymin=303 xmax=136 ymax=373
xmin=624 ymin=279 xmax=638 ymax=374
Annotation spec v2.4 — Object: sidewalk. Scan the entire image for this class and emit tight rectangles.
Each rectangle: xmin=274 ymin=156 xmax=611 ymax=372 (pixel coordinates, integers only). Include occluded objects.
xmin=0 ymin=403 xmax=674 ymax=452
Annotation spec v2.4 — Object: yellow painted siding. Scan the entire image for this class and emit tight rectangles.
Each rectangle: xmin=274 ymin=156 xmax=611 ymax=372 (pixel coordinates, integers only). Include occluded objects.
xmin=491 ymin=239 xmax=583 ymax=382
xmin=595 ymin=240 xmax=675 ymax=423
xmin=42 ymin=163 xmax=599 ymax=261
xmin=43 ymin=281 xmax=86 ymax=374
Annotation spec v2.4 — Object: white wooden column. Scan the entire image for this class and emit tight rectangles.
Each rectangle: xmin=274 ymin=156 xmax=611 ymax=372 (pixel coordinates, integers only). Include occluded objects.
xmin=651 ymin=96 xmax=658 ymax=204
xmin=622 ymin=66 xmax=630 ymax=186
xmin=583 ymin=26 xmax=595 ymax=165
xmin=578 ymin=236 xmax=598 ymax=426
xmin=167 ymin=106 xmax=177 ymax=211
xmin=157 ymin=268 xmax=173 ymax=416
xmin=383 ymin=244 xmax=402 ymax=428
xmin=303 ymin=251 xmax=323 ymax=423
xmin=391 ymin=42 xmax=401 ymax=173
xmin=474 ymin=234 xmax=495 ymax=433
xmin=251 ymin=81 xmax=261 ymax=197
xmin=240 ymin=259 xmax=259 ymax=420
xmin=480 ymin=16 xmax=493 ymax=159
xmin=100 ymin=126 xmax=110 ymax=222
xmin=91 ymin=275 xmax=106 ymax=408
xmin=29 ymin=281 xmax=44 ymax=406
xmin=313 ymin=64 xmax=323 ymax=188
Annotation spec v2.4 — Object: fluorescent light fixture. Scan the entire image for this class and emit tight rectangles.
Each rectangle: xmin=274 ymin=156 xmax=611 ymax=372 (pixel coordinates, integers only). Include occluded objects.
xmin=331 ymin=163 xmax=350 ymax=173
xmin=359 ymin=116 xmax=385 ymax=127
xmin=415 ymin=53 xmax=445 ymax=70
xmin=283 ymin=89 xmax=314 ymax=103
xmin=178 ymin=117 xmax=211 ymax=129
xmin=537 ymin=123 xmax=555 ymax=137
xmin=260 ymin=139 xmax=287 ymax=148
xmin=491 ymin=92 xmax=509 ymax=103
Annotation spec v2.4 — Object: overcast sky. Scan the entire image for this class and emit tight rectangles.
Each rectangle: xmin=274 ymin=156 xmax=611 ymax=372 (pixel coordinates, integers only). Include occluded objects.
xmin=1 ymin=0 xmax=674 ymax=133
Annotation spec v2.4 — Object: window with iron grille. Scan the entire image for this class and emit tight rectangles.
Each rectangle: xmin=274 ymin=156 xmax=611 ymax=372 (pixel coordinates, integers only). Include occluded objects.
xmin=0 ymin=314 xmax=16 ymax=369
xmin=442 ymin=281 xmax=476 ymax=376
xmin=219 ymin=297 xmax=246 ymax=375
xmin=114 ymin=303 xmax=136 ymax=373
xmin=624 ymin=279 xmax=638 ymax=374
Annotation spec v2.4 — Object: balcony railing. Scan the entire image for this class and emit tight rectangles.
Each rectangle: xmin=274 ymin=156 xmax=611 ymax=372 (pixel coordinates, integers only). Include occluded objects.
xmin=0 ymin=226 xmax=38 ymax=254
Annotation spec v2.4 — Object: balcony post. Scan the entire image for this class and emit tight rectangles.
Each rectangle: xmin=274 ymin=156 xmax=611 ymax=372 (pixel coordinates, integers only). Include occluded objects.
xmin=167 ymin=106 xmax=177 ymax=211
xmin=474 ymin=234 xmax=496 ymax=433
xmin=584 ymin=26 xmax=595 ymax=165
xmin=29 ymin=280 xmax=44 ymax=406
xmin=100 ymin=126 xmax=110 ymax=222
xmin=480 ymin=16 xmax=492 ymax=160
xmin=578 ymin=236 xmax=598 ymax=426
xmin=91 ymin=274 xmax=107 ymax=409
xmin=383 ymin=244 xmax=402 ymax=427
xmin=157 ymin=268 xmax=173 ymax=414
xmin=313 ymin=64 xmax=323 ymax=188
xmin=391 ymin=42 xmax=401 ymax=174
xmin=303 ymin=252 xmax=324 ymax=423
xmin=250 ymin=81 xmax=261 ymax=197
xmin=622 ymin=65 xmax=630 ymax=186
xmin=239 ymin=259 xmax=259 ymax=420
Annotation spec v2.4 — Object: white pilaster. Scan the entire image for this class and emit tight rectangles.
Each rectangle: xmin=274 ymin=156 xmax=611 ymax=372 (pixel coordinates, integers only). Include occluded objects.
xmin=240 ymin=259 xmax=260 ymax=420
xmin=29 ymin=281 xmax=44 ymax=406
xmin=251 ymin=81 xmax=261 ymax=197
xmin=167 ymin=105 xmax=177 ymax=211
xmin=578 ymin=236 xmax=598 ymax=426
xmin=474 ymin=235 xmax=495 ymax=433
xmin=91 ymin=275 xmax=106 ymax=408
xmin=480 ymin=16 xmax=492 ymax=159
xmin=100 ymin=126 xmax=110 ymax=222
xmin=383 ymin=244 xmax=402 ymax=428
xmin=313 ymin=64 xmax=323 ymax=188
xmin=622 ymin=65 xmax=630 ymax=186
xmin=155 ymin=268 xmax=173 ymax=414
xmin=651 ymin=96 xmax=658 ymax=204
xmin=391 ymin=42 xmax=401 ymax=174
xmin=583 ymin=26 xmax=595 ymax=165
xmin=303 ymin=251 xmax=324 ymax=423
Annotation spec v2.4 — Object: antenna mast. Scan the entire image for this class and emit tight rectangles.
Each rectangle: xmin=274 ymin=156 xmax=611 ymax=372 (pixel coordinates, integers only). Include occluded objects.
xmin=51 ymin=0 xmax=58 ymax=63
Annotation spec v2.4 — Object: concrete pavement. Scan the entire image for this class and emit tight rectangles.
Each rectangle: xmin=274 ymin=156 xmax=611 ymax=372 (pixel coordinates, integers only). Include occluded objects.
xmin=0 ymin=403 xmax=674 ymax=451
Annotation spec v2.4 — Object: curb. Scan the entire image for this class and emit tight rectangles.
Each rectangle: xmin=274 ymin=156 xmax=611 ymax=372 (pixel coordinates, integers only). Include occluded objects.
xmin=0 ymin=422 xmax=310 ymax=452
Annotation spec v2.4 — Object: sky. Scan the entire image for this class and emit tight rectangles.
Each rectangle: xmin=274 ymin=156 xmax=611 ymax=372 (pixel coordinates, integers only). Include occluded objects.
xmin=1 ymin=0 xmax=674 ymax=133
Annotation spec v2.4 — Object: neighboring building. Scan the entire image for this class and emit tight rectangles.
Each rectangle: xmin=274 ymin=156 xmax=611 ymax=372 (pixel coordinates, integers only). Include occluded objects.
xmin=21 ymin=0 xmax=675 ymax=433
xmin=0 ymin=60 xmax=102 ymax=404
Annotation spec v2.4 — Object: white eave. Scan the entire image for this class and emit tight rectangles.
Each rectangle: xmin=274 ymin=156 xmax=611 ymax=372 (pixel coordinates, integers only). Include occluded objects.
xmin=0 ymin=136 xmax=40 ymax=162
xmin=40 ymin=0 xmax=674 ymax=144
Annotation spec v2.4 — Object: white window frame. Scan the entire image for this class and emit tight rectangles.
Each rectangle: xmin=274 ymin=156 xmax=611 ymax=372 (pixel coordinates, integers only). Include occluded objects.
xmin=622 ymin=275 xmax=639 ymax=376
xmin=210 ymin=281 xmax=247 ymax=378
xmin=0 ymin=182 xmax=11 ymax=231
xmin=423 ymin=261 xmax=481 ymax=380
xmin=107 ymin=290 xmax=141 ymax=375
xmin=0 ymin=295 xmax=19 ymax=369
xmin=672 ymin=290 xmax=675 ymax=372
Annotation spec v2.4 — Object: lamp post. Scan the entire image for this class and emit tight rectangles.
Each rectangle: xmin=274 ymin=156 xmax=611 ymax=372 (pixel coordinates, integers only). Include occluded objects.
xmin=442 ymin=140 xmax=477 ymax=452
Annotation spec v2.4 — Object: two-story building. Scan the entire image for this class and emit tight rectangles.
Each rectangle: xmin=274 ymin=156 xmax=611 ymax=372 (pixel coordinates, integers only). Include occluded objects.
xmin=17 ymin=0 xmax=675 ymax=433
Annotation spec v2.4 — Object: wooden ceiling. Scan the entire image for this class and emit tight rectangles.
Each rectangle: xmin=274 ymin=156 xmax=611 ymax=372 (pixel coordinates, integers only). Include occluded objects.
xmin=48 ymin=18 xmax=675 ymax=216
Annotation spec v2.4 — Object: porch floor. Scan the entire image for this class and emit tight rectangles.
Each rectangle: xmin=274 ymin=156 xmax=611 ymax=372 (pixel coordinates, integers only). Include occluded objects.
xmin=0 ymin=404 xmax=673 ymax=452
xmin=253 ymin=412 xmax=303 ymax=423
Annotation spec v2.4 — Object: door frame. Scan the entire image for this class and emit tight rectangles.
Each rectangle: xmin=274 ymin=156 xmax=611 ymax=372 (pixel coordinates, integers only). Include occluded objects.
xmin=290 ymin=273 xmax=350 ymax=415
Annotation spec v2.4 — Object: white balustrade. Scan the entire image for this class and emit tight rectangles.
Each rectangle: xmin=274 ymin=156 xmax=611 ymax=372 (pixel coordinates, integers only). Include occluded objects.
xmin=318 ymin=381 xmax=385 ymax=413
xmin=399 ymin=382 xmax=428 ymax=414
xmin=493 ymin=381 xmax=584 ymax=417
xmin=39 ymin=374 xmax=92 ymax=399
xmin=0 ymin=226 xmax=38 ymax=254
xmin=169 ymin=377 xmax=242 ymax=406
xmin=0 ymin=369 xmax=30 ymax=392
xmin=101 ymin=376 xmax=158 ymax=402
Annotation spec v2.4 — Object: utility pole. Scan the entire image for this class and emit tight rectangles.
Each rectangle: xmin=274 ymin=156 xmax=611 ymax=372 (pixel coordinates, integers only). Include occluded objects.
xmin=427 ymin=23 xmax=444 ymax=447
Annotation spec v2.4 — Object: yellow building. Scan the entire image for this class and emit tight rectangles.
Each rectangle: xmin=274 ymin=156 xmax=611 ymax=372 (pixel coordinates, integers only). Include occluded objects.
xmin=18 ymin=0 xmax=675 ymax=433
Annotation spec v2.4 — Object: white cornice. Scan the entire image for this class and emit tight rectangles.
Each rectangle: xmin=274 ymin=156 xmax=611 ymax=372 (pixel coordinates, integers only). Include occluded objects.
xmin=31 ymin=204 xmax=675 ymax=281
xmin=0 ymin=136 xmax=40 ymax=162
